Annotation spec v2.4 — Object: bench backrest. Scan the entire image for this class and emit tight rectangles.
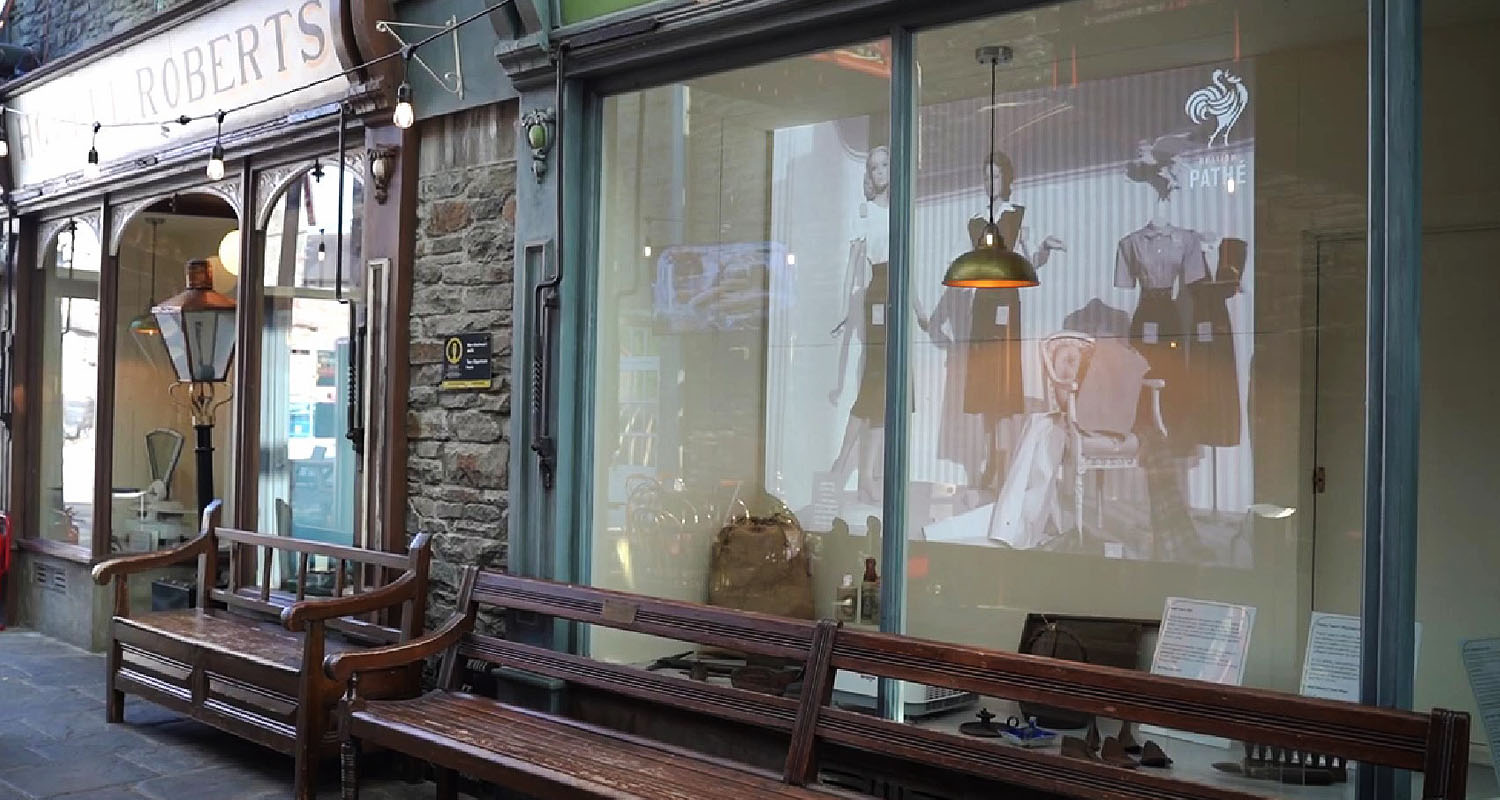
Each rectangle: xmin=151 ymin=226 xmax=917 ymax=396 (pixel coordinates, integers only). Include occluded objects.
xmin=824 ymin=627 xmax=1471 ymax=800
xmin=444 ymin=570 xmax=838 ymax=785
xmin=207 ymin=526 xmax=431 ymax=645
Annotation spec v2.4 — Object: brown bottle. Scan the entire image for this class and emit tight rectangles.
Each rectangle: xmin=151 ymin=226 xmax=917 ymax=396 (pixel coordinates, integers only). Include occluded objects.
xmin=859 ymin=557 xmax=880 ymax=625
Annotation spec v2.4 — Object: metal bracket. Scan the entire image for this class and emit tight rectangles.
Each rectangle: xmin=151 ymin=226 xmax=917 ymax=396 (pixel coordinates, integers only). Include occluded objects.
xmin=376 ymin=16 xmax=464 ymax=100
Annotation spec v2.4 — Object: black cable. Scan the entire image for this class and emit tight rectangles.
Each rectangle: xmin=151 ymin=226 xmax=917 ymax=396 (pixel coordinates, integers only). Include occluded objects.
xmin=3 ymin=0 xmax=514 ymax=133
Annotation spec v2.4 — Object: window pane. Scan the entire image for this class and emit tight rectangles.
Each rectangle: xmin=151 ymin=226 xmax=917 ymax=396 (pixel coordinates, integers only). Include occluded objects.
xmin=258 ymin=167 xmax=363 ymax=569
xmin=592 ymin=43 xmax=891 ymax=662
xmin=903 ymin=0 xmax=1391 ymax=792
xmin=37 ymin=221 xmax=100 ymax=546
xmin=110 ymin=201 xmax=239 ymax=554
xmin=1417 ymin=2 xmax=1500 ymax=796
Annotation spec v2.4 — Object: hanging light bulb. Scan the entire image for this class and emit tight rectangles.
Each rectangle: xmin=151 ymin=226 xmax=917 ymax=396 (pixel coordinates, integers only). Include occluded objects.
xmin=0 ymin=138 xmax=9 ymax=158
xmin=392 ymin=47 xmax=415 ymax=129
xmin=83 ymin=122 xmax=101 ymax=179
xmin=393 ymin=81 xmax=415 ymax=129
xmin=942 ymin=46 xmax=1038 ymax=289
xmin=206 ymin=111 xmax=226 ymax=180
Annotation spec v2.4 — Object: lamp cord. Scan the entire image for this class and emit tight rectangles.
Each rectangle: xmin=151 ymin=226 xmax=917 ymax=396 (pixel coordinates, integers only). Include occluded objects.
xmin=986 ymin=55 xmax=998 ymax=227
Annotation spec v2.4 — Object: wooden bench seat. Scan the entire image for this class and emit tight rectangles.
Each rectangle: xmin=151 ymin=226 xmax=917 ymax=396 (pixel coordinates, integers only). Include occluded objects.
xmin=348 ymin=692 xmax=837 ymax=800
xmin=92 ymin=502 xmax=433 ymax=800
xmin=326 ymin=569 xmax=1472 ymax=800
xmin=117 ymin=608 xmax=367 ymax=673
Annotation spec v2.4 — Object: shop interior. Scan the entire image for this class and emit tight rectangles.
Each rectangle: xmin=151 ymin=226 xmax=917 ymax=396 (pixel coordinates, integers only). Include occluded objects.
xmin=589 ymin=0 xmax=1500 ymax=794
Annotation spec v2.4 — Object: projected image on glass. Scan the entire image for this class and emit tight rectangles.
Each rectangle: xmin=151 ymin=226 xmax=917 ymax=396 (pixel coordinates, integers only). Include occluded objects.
xmin=765 ymin=62 xmax=1256 ymax=567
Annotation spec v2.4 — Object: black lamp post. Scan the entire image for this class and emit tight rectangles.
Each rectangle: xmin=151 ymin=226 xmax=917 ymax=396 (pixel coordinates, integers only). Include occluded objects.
xmin=152 ymin=259 xmax=237 ymax=516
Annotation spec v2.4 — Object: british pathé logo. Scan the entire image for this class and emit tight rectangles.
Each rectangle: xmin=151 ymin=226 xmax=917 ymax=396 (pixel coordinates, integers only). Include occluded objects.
xmin=1185 ymin=69 xmax=1248 ymax=147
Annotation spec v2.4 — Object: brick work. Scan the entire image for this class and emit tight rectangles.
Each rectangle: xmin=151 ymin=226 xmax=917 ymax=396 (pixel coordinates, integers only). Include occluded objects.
xmin=406 ymin=103 xmax=518 ymax=629
xmin=4 ymin=0 xmax=192 ymax=68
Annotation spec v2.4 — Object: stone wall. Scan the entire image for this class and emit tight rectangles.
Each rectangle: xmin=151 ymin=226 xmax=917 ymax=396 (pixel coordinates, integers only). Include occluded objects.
xmin=406 ymin=102 xmax=518 ymax=630
xmin=3 ymin=0 xmax=192 ymax=70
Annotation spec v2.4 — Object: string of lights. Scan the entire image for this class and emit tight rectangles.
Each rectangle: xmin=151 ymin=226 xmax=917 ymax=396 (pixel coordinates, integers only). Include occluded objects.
xmin=0 ymin=0 xmax=518 ymax=178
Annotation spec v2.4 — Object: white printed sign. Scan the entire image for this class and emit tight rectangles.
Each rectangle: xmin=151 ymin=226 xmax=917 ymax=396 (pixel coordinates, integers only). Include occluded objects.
xmin=5 ymin=0 xmax=348 ymax=186
xmin=1143 ymin=597 xmax=1256 ymax=748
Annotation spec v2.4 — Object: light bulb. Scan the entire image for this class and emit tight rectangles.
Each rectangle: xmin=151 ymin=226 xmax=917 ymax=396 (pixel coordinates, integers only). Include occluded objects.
xmin=1225 ymin=177 xmax=1237 ymax=194
xmin=0 ymin=139 xmax=9 ymax=158
xmin=83 ymin=146 xmax=100 ymax=179
xmin=642 ymin=244 xmax=653 ymax=258
xmin=393 ymin=82 xmax=415 ymax=129
xmin=317 ymin=241 xmax=326 ymax=263
xmin=206 ymin=143 xmax=225 ymax=181
xmin=217 ymin=230 xmax=241 ymax=277
xmin=786 ymin=253 xmax=796 ymax=266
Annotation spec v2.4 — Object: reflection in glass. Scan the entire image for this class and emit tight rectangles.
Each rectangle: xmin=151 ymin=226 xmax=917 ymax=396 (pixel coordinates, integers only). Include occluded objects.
xmin=593 ymin=43 xmax=892 ymax=663
xmin=258 ymin=165 xmax=363 ymax=569
xmin=38 ymin=221 xmax=101 ymax=545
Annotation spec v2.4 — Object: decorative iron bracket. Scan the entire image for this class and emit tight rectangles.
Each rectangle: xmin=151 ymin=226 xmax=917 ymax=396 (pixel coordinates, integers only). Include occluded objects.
xmin=376 ymin=17 xmax=464 ymax=100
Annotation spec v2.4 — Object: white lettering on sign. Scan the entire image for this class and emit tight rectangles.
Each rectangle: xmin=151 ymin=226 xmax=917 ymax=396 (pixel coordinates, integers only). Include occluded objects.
xmin=6 ymin=0 xmax=347 ymax=187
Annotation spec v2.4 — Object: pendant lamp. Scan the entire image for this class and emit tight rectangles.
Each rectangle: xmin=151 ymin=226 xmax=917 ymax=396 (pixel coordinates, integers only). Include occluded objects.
xmin=943 ymin=45 xmax=1038 ymax=289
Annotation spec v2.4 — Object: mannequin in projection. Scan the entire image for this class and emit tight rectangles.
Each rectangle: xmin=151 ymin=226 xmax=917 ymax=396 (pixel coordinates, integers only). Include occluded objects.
xmin=828 ymin=146 xmax=926 ymax=505
xmin=1114 ymin=135 xmax=1206 ymax=440
xmin=1183 ymin=236 xmax=1247 ymax=447
xmin=1113 ymin=135 xmax=1212 ymax=559
xmin=929 ymin=149 xmax=1064 ymax=490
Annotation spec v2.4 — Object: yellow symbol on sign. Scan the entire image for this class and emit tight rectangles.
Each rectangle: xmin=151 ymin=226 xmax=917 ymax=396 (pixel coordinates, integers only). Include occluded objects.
xmin=445 ymin=337 xmax=463 ymax=365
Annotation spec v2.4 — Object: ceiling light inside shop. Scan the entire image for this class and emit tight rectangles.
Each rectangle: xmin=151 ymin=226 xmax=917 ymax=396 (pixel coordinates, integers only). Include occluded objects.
xmin=218 ymin=230 xmax=241 ymax=277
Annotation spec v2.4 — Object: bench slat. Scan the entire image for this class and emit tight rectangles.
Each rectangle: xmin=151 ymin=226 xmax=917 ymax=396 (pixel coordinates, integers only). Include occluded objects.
xmin=816 ymin=704 xmax=1265 ymax=800
xmin=832 ymin=627 xmax=1431 ymax=770
xmin=216 ymin=527 xmax=410 ymax=570
xmin=459 ymin=634 xmax=800 ymax=733
xmin=473 ymin=572 xmax=817 ymax=660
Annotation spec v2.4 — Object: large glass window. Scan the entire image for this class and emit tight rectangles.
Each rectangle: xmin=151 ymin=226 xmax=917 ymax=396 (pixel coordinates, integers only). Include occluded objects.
xmin=110 ymin=195 xmax=239 ymax=554
xmin=1415 ymin=0 xmax=1500 ymax=792
xmin=36 ymin=220 xmax=101 ymax=547
xmin=257 ymin=165 xmax=363 ymax=552
xmin=592 ymin=43 xmax=891 ymax=662
xmin=587 ymin=0 xmax=1498 ymax=795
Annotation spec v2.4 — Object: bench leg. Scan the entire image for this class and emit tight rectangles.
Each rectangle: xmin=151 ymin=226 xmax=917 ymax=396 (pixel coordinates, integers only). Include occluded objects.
xmin=435 ymin=767 xmax=457 ymax=800
xmin=105 ymin=639 xmax=124 ymax=724
xmin=340 ymin=739 xmax=360 ymax=800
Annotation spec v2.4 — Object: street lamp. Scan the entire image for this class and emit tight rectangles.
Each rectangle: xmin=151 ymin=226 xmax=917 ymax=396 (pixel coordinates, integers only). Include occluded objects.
xmin=153 ymin=259 xmax=237 ymax=515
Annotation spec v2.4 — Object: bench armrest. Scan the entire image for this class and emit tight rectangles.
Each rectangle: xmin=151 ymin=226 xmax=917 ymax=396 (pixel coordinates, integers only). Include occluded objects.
xmin=324 ymin=609 xmax=475 ymax=684
xmin=91 ymin=532 xmax=210 ymax=585
xmin=281 ymin=570 xmax=419 ymax=631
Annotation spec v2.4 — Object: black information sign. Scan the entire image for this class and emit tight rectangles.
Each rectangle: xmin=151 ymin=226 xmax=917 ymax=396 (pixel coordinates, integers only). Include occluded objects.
xmin=441 ymin=333 xmax=492 ymax=390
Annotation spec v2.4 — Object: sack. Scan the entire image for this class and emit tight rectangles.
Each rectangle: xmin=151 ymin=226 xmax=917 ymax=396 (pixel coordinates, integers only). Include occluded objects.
xmin=707 ymin=513 xmax=815 ymax=620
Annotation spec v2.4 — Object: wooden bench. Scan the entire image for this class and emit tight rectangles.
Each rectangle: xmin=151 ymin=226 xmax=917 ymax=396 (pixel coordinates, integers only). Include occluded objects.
xmin=91 ymin=501 xmax=433 ymax=800
xmin=325 ymin=570 xmax=1471 ymax=800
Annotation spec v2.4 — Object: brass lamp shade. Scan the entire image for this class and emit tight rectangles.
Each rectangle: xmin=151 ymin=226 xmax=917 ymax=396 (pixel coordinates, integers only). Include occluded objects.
xmin=942 ymin=222 xmax=1039 ymax=288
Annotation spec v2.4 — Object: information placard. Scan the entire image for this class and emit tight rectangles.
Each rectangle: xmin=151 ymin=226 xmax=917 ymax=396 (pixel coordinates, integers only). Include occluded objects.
xmin=441 ymin=333 xmax=493 ymax=390
xmin=1142 ymin=597 xmax=1256 ymax=748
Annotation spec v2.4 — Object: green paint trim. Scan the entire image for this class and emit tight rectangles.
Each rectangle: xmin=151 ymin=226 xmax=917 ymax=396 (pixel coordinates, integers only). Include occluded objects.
xmin=877 ymin=26 xmax=915 ymax=723
xmin=562 ymin=0 xmax=656 ymax=25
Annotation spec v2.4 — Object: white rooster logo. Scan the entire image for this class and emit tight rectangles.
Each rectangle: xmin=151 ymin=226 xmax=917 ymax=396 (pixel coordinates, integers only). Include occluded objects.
xmin=1185 ymin=69 xmax=1248 ymax=147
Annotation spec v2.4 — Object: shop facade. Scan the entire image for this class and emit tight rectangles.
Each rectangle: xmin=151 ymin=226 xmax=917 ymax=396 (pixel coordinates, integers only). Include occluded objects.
xmin=487 ymin=0 xmax=1500 ymax=798
xmin=0 ymin=0 xmax=426 ymax=649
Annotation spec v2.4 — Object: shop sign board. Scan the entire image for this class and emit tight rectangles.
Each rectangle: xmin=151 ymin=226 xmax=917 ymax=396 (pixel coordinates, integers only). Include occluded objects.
xmin=4 ymin=0 xmax=350 ymax=187
xmin=441 ymin=333 xmax=492 ymax=390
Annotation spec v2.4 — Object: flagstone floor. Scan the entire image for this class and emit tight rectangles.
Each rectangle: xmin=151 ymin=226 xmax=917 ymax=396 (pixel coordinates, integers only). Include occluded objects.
xmin=0 ymin=630 xmax=458 ymax=799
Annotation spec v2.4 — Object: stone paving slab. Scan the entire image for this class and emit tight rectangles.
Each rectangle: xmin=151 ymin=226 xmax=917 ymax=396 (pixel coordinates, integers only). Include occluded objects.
xmin=0 ymin=630 xmax=466 ymax=799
